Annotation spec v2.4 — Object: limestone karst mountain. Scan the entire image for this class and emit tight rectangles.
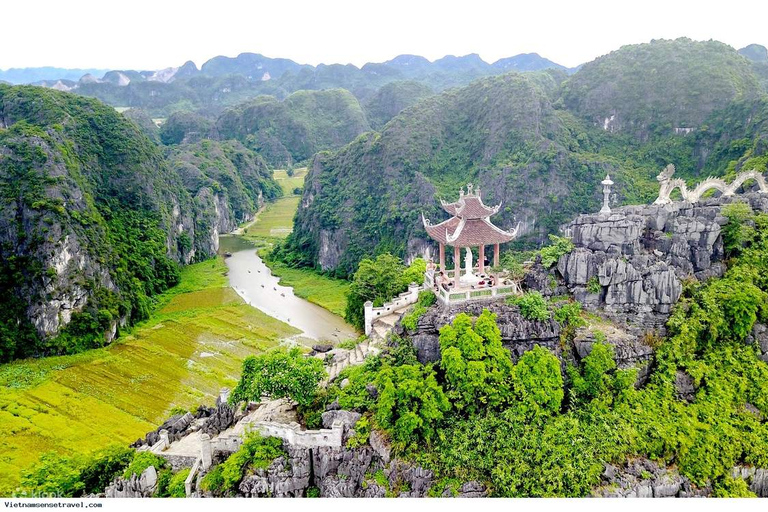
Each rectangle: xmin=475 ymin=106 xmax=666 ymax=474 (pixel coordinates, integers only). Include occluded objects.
xmin=0 ymin=85 xmax=280 ymax=362
xmin=284 ymin=38 xmax=768 ymax=276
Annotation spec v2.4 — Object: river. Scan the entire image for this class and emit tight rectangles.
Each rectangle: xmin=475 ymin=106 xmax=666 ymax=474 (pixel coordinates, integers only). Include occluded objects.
xmin=218 ymin=235 xmax=357 ymax=344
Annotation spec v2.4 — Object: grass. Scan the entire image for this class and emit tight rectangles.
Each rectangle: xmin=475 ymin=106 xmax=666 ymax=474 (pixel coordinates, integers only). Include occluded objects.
xmin=241 ymin=169 xmax=307 ymax=241
xmin=241 ymin=168 xmax=351 ymax=317
xmin=0 ymin=258 xmax=298 ymax=492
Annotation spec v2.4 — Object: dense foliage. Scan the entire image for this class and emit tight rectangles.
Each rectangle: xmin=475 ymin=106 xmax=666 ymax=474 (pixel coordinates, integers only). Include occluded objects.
xmin=215 ymin=89 xmax=371 ymax=167
xmin=0 ymin=85 xmax=280 ymax=362
xmin=230 ymin=347 xmax=325 ymax=407
xmin=287 ymin=208 xmax=768 ymax=496
xmin=19 ymin=445 xmax=134 ymax=497
xmin=283 ymin=39 xmax=768 ymax=276
xmin=344 ymin=254 xmax=425 ymax=330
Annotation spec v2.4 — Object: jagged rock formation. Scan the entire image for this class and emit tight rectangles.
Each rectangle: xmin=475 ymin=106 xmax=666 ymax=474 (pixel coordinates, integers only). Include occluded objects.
xmin=236 ymin=438 xmax=487 ymax=498
xmin=105 ymin=466 xmax=158 ymax=498
xmin=403 ymin=301 xmax=560 ymax=364
xmin=594 ymin=459 xmax=768 ymax=497
xmin=553 ymin=193 xmax=768 ymax=333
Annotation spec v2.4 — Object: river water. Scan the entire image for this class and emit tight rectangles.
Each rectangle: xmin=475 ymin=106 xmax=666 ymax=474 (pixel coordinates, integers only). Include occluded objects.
xmin=219 ymin=235 xmax=357 ymax=343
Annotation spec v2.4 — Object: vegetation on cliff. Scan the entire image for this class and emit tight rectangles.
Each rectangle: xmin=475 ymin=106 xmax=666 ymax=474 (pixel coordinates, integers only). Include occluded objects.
xmin=284 ymin=39 xmax=768 ymax=276
xmin=0 ymin=85 xmax=280 ymax=362
xmin=281 ymin=206 xmax=768 ymax=497
xmin=215 ymin=89 xmax=370 ymax=168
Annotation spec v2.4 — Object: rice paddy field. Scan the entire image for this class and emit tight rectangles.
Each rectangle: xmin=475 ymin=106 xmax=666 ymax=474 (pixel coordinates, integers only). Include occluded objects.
xmin=0 ymin=258 xmax=298 ymax=492
xmin=243 ymin=168 xmax=351 ymax=317
xmin=243 ymin=168 xmax=307 ymax=240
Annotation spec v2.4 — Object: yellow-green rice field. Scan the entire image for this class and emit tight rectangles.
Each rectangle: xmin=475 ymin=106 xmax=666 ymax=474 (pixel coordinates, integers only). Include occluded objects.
xmin=0 ymin=258 xmax=298 ymax=492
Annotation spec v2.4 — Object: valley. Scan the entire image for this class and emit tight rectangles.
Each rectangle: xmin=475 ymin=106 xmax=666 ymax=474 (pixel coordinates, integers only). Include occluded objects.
xmin=0 ymin=167 xmax=355 ymax=492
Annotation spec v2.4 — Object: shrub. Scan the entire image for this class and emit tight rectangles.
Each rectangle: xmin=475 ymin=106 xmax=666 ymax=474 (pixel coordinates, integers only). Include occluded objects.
xmin=553 ymin=301 xmax=585 ymax=328
xmin=539 ymin=235 xmax=574 ymax=268
xmin=167 ymin=469 xmax=190 ymax=497
xmin=508 ymin=291 xmax=550 ymax=321
xmin=346 ymin=415 xmax=371 ymax=448
xmin=586 ymin=276 xmax=601 ymax=294
xmin=200 ymin=434 xmax=284 ymax=495
xmin=439 ymin=311 xmax=515 ymax=414
xmin=374 ymin=364 xmax=450 ymax=450
xmin=79 ymin=445 xmax=134 ymax=495
xmin=20 ymin=452 xmax=84 ymax=497
xmin=512 ymin=346 xmax=564 ymax=419
xmin=230 ymin=347 xmax=325 ymax=407
xmin=123 ymin=452 xmax=166 ymax=479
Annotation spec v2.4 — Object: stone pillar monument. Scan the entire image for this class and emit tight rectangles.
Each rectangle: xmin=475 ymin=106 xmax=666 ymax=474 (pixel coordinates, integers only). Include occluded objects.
xmin=600 ymin=174 xmax=614 ymax=214
xmin=200 ymin=433 xmax=213 ymax=471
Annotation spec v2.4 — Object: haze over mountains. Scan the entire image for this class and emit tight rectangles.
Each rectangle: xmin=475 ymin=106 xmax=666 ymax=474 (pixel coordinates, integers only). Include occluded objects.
xmin=0 ymin=51 xmax=573 ymax=85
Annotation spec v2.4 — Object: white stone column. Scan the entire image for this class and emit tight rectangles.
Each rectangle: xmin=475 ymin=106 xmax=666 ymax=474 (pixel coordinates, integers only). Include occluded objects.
xmin=600 ymin=174 xmax=614 ymax=214
xmin=200 ymin=433 xmax=212 ymax=471
xmin=159 ymin=430 xmax=170 ymax=450
xmin=364 ymin=301 xmax=373 ymax=336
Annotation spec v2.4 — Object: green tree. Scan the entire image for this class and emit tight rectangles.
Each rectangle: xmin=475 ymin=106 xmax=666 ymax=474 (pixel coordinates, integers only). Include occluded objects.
xmin=345 ymin=253 xmax=411 ymax=330
xmin=373 ymin=363 xmax=450 ymax=449
xmin=20 ymin=452 xmax=84 ymax=497
xmin=438 ymin=310 xmax=515 ymax=414
xmin=512 ymin=346 xmax=564 ymax=419
xmin=230 ymin=347 xmax=325 ymax=406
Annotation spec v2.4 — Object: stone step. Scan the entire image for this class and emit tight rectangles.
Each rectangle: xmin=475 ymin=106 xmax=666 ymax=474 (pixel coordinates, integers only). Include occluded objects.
xmin=374 ymin=324 xmax=389 ymax=340
xmin=378 ymin=315 xmax=399 ymax=327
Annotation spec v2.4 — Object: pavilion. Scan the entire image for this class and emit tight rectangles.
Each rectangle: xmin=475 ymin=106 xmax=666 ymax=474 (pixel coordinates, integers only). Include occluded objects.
xmin=422 ymin=184 xmax=519 ymax=291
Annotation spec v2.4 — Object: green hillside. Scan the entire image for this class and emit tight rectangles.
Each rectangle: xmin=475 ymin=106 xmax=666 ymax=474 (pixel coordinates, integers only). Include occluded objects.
xmin=0 ymin=85 xmax=280 ymax=362
xmin=562 ymin=38 xmax=761 ymax=139
xmin=215 ymin=89 xmax=371 ymax=167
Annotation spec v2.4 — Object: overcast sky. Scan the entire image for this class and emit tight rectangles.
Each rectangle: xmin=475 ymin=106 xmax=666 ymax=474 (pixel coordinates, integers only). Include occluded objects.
xmin=2 ymin=0 xmax=766 ymax=71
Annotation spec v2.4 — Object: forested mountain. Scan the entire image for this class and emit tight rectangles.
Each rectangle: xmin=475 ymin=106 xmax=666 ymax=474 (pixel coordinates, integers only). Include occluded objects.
xmin=283 ymin=39 xmax=768 ymax=276
xmin=0 ymin=85 xmax=279 ymax=362
xmin=562 ymin=39 xmax=761 ymax=139
xmin=25 ymin=51 xmax=569 ymax=117
xmin=363 ymin=81 xmax=434 ymax=130
xmin=214 ymin=89 xmax=370 ymax=167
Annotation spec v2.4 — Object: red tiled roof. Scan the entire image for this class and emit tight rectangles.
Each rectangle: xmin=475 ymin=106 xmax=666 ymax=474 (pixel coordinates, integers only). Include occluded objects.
xmin=423 ymin=216 xmax=461 ymax=245
xmin=423 ymin=215 xmax=517 ymax=246
xmin=446 ymin=218 xmax=517 ymax=246
xmin=425 ymin=186 xmax=516 ymax=246
xmin=455 ymin=196 xmax=499 ymax=219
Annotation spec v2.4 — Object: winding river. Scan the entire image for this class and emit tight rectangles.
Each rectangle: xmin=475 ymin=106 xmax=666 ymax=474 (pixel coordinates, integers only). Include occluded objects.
xmin=219 ymin=235 xmax=357 ymax=343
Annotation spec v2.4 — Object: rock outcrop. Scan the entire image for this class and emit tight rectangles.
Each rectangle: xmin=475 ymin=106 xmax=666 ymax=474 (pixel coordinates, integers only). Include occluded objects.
xmin=105 ymin=466 xmax=158 ymax=498
xmin=554 ymin=193 xmax=768 ymax=333
xmin=594 ymin=459 xmax=768 ymax=497
xmin=404 ymin=300 xmax=561 ymax=364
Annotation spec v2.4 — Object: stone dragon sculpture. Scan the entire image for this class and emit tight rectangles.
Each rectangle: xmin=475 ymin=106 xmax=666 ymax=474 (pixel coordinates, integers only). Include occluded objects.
xmin=654 ymin=164 xmax=768 ymax=205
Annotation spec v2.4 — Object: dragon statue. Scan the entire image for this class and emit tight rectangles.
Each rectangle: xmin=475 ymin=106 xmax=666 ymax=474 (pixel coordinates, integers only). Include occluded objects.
xmin=654 ymin=164 xmax=768 ymax=205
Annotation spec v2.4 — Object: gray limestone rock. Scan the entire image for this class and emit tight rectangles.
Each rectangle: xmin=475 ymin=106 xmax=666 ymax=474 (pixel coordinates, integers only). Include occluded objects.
xmin=321 ymin=410 xmax=361 ymax=430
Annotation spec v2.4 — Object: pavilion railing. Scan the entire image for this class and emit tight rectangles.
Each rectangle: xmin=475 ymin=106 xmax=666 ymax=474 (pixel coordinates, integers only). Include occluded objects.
xmin=426 ymin=269 xmax=521 ymax=305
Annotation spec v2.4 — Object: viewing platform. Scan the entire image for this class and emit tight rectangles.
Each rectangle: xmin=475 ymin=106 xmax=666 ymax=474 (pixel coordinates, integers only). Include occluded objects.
xmin=425 ymin=267 xmax=521 ymax=304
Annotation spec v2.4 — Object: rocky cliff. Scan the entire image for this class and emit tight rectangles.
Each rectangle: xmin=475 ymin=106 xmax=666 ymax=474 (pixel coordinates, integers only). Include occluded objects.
xmin=552 ymin=193 xmax=768 ymax=333
xmin=0 ymin=85 xmax=280 ymax=361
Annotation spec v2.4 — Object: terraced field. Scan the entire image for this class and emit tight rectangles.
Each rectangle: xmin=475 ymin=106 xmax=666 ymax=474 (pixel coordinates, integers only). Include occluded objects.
xmin=0 ymin=259 xmax=297 ymax=492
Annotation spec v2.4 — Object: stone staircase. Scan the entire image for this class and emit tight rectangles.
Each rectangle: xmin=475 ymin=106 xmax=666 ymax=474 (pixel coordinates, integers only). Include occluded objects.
xmin=370 ymin=312 xmax=400 ymax=342
xmin=318 ymin=339 xmax=381 ymax=384
xmin=318 ymin=303 xmax=413 ymax=384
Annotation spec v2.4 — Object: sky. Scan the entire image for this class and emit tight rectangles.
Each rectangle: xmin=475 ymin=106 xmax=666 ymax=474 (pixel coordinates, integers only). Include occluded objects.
xmin=2 ymin=0 xmax=767 ymax=71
